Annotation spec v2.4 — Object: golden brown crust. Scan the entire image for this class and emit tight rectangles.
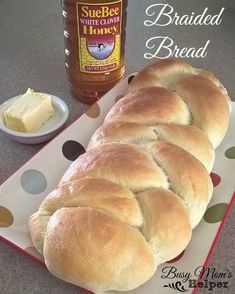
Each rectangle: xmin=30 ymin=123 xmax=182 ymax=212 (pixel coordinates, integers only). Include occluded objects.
xmin=88 ymin=121 xmax=215 ymax=173
xmin=28 ymin=211 xmax=50 ymax=255
xmin=155 ymin=124 xmax=215 ymax=172
xmin=88 ymin=121 xmax=157 ymax=150
xmin=138 ymin=188 xmax=192 ymax=263
xmin=44 ymin=207 xmax=156 ymax=292
xmin=40 ymin=178 xmax=143 ymax=227
xmin=128 ymin=59 xmax=230 ymax=148
xmin=174 ymin=75 xmax=230 ymax=147
xmin=129 ymin=58 xmax=193 ymax=91
xmin=105 ymin=87 xmax=191 ymax=126
xmin=196 ymin=69 xmax=230 ymax=102
xmin=151 ymin=141 xmax=213 ymax=228
xmin=29 ymin=58 xmax=230 ymax=293
xmin=59 ymin=143 xmax=169 ymax=193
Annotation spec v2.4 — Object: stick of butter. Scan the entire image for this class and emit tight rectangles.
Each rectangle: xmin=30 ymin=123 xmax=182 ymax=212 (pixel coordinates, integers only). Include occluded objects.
xmin=4 ymin=89 xmax=54 ymax=133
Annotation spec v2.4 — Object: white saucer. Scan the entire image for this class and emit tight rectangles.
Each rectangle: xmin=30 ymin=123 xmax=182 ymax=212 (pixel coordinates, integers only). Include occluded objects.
xmin=0 ymin=94 xmax=69 ymax=144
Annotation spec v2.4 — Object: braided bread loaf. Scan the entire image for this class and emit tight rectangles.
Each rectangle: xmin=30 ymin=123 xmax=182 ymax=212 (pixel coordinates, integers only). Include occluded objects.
xmin=29 ymin=59 xmax=231 ymax=293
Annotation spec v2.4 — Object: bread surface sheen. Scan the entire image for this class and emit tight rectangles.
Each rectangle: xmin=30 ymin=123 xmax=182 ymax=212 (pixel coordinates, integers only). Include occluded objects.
xmin=29 ymin=59 xmax=230 ymax=293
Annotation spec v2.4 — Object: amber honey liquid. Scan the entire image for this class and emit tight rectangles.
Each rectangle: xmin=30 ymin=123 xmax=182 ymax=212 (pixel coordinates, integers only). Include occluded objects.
xmin=61 ymin=0 xmax=128 ymax=104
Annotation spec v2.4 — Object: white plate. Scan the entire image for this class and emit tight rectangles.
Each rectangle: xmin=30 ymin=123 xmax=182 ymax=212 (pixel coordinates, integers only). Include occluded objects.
xmin=0 ymin=74 xmax=234 ymax=294
xmin=0 ymin=94 xmax=69 ymax=144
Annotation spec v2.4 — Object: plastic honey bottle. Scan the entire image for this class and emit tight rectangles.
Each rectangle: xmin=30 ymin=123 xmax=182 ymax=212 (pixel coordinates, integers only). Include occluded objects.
xmin=61 ymin=0 xmax=128 ymax=104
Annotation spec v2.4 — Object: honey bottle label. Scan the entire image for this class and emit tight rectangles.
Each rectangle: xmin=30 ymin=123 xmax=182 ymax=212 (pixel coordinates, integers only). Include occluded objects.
xmin=76 ymin=1 xmax=122 ymax=73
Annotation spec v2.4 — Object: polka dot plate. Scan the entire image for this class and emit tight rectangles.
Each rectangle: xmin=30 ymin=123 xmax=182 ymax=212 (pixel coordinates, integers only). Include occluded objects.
xmin=0 ymin=74 xmax=234 ymax=294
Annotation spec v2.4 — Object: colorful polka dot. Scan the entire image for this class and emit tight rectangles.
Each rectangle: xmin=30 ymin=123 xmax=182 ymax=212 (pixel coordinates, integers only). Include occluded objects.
xmin=210 ymin=173 xmax=221 ymax=187
xmin=86 ymin=103 xmax=100 ymax=118
xmin=62 ymin=140 xmax=86 ymax=161
xmin=21 ymin=170 xmax=47 ymax=194
xmin=0 ymin=206 xmax=14 ymax=227
xmin=115 ymin=94 xmax=125 ymax=103
xmin=128 ymin=75 xmax=135 ymax=85
xmin=225 ymin=146 xmax=235 ymax=159
xmin=166 ymin=250 xmax=185 ymax=263
xmin=25 ymin=247 xmax=44 ymax=261
xmin=204 ymin=203 xmax=228 ymax=223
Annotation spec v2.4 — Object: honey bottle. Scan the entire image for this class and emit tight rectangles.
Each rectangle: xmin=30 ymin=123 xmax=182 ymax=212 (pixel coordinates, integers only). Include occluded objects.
xmin=61 ymin=0 xmax=128 ymax=104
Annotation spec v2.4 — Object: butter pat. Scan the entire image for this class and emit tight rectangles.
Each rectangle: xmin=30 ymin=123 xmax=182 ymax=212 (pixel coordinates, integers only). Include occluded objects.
xmin=4 ymin=89 xmax=54 ymax=132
